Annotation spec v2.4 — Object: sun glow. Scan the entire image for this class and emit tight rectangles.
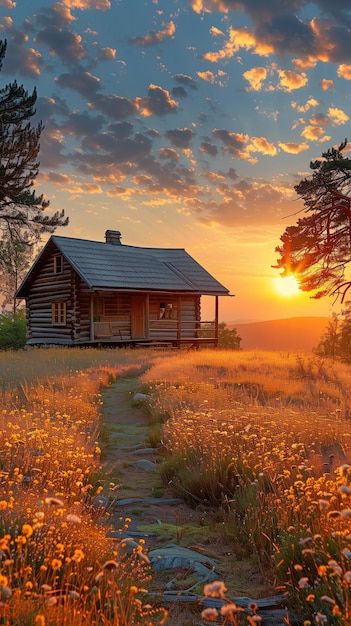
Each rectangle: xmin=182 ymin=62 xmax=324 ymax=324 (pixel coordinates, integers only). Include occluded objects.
xmin=274 ymin=275 xmax=300 ymax=297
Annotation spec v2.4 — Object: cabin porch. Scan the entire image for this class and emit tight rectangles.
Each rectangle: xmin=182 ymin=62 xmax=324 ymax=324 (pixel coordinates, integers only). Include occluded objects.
xmin=90 ymin=292 xmax=220 ymax=348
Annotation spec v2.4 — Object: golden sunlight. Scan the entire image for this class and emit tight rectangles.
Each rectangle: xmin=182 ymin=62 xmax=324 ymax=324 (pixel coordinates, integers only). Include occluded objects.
xmin=274 ymin=275 xmax=300 ymax=297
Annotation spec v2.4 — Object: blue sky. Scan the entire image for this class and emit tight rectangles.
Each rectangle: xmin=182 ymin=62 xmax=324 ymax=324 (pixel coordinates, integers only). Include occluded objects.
xmin=1 ymin=0 xmax=351 ymax=322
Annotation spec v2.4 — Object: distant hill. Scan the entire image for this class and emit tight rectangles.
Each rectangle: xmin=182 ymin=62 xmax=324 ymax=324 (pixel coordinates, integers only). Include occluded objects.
xmin=228 ymin=317 xmax=330 ymax=352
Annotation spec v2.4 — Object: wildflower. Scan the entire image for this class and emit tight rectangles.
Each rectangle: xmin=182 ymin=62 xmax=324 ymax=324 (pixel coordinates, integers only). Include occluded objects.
xmin=201 ymin=607 xmax=218 ymax=621
xmin=306 ymin=594 xmax=315 ymax=602
xmin=51 ymin=559 xmax=62 ymax=571
xmin=68 ymin=590 xmax=79 ymax=599
xmin=22 ymin=524 xmax=33 ymax=538
xmin=0 ymin=575 xmax=8 ymax=587
xmin=34 ymin=616 xmax=45 ymax=626
xmin=0 ymin=501 xmax=8 ymax=510
xmin=342 ymin=548 xmax=351 ymax=559
xmin=298 ymin=577 xmax=310 ymax=589
xmin=318 ymin=565 xmax=327 ymax=576
xmin=72 ymin=549 xmax=85 ymax=563
xmin=204 ymin=581 xmax=227 ymax=599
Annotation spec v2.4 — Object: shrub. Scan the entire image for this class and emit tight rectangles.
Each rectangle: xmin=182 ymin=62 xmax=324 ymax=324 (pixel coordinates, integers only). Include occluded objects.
xmin=0 ymin=309 xmax=26 ymax=350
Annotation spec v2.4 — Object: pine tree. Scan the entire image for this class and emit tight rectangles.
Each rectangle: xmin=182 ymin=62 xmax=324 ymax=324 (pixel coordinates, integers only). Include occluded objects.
xmin=0 ymin=39 xmax=68 ymax=244
xmin=274 ymin=139 xmax=351 ymax=302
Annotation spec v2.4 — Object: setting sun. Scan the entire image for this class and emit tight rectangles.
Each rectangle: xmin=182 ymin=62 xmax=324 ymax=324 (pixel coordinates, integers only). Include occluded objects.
xmin=274 ymin=275 xmax=300 ymax=297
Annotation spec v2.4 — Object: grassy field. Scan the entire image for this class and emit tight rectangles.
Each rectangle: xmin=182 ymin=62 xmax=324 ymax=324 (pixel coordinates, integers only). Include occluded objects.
xmin=1 ymin=347 xmax=351 ymax=625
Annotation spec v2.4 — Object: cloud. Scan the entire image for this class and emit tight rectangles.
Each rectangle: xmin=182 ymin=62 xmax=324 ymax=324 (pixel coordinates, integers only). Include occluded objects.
xmin=0 ymin=27 xmax=43 ymax=77
xmin=197 ymin=70 xmax=216 ymax=83
xmin=129 ymin=21 xmax=175 ymax=46
xmin=202 ymin=26 xmax=273 ymax=62
xmin=320 ymin=78 xmax=334 ymax=91
xmin=173 ymin=73 xmax=198 ymax=90
xmin=291 ymin=97 xmax=319 ymax=113
xmin=35 ymin=25 xmax=86 ymax=62
xmin=248 ymin=137 xmax=277 ymax=157
xmin=337 ymin=64 xmax=351 ymax=80
xmin=328 ymin=106 xmax=349 ymax=125
xmin=301 ymin=125 xmax=325 ymax=140
xmin=212 ymin=129 xmax=250 ymax=159
xmin=135 ymin=84 xmax=178 ymax=116
xmin=0 ymin=0 xmax=16 ymax=8
xmin=165 ymin=128 xmax=195 ymax=149
xmin=159 ymin=148 xmax=179 ymax=161
xmin=55 ymin=71 xmax=100 ymax=96
xmin=61 ymin=0 xmax=111 ymax=9
xmin=99 ymin=46 xmax=116 ymax=60
xmin=278 ymin=69 xmax=308 ymax=91
xmin=242 ymin=66 xmax=267 ymax=91
xmin=88 ymin=93 xmax=138 ymax=119
xmin=279 ymin=142 xmax=310 ymax=154
xmin=186 ymin=178 xmax=294 ymax=227
xmin=200 ymin=141 xmax=218 ymax=157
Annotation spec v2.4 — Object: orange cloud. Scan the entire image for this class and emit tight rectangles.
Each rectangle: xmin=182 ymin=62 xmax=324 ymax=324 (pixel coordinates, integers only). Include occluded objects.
xmin=203 ymin=26 xmax=273 ymax=63
xmin=320 ymin=78 xmax=334 ymax=91
xmin=62 ymin=0 xmax=111 ymax=9
xmin=210 ymin=26 xmax=225 ymax=37
xmin=301 ymin=125 xmax=324 ymax=140
xmin=291 ymin=97 xmax=319 ymax=113
xmin=328 ymin=107 xmax=349 ymax=125
xmin=278 ymin=70 xmax=308 ymax=91
xmin=243 ymin=66 xmax=267 ymax=91
xmin=278 ymin=142 xmax=309 ymax=154
xmin=248 ymin=137 xmax=277 ymax=156
xmin=197 ymin=70 xmax=216 ymax=83
xmin=337 ymin=64 xmax=351 ymax=80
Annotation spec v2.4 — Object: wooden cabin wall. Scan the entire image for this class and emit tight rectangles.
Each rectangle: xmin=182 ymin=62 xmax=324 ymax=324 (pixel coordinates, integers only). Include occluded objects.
xmin=26 ymin=256 xmax=74 ymax=343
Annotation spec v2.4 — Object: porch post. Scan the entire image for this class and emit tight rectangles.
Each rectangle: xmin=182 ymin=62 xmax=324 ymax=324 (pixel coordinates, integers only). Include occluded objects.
xmin=145 ymin=294 xmax=150 ymax=340
xmin=177 ymin=295 xmax=182 ymax=346
xmin=90 ymin=295 xmax=94 ymax=341
xmin=215 ymin=296 xmax=219 ymax=348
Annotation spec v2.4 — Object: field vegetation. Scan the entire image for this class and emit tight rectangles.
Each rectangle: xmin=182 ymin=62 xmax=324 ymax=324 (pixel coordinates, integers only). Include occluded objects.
xmin=1 ymin=347 xmax=351 ymax=624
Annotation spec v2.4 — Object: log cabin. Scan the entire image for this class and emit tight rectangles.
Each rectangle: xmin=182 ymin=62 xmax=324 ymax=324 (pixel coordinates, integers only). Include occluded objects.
xmin=16 ymin=230 xmax=231 ymax=347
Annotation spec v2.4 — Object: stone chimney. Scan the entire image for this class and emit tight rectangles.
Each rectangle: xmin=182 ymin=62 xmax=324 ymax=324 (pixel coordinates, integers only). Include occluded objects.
xmin=105 ymin=230 xmax=122 ymax=245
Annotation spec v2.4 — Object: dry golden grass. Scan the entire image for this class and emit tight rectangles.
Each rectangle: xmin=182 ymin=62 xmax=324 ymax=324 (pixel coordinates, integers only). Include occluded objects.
xmin=2 ymin=346 xmax=351 ymax=624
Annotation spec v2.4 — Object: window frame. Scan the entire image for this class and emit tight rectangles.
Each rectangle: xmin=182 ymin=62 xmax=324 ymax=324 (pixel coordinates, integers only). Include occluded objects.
xmin=51 ymin=302 xmax=67 ymax=326
xmin=53 ymin=254 xmax=63 ymax=274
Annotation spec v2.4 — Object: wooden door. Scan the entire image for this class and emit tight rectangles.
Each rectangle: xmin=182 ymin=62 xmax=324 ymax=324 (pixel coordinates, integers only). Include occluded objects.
xmin=131 ymin=296 xmax=146 ymax=339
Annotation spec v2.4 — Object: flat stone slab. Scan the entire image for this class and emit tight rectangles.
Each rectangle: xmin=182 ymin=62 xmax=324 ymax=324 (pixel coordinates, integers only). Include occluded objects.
xmin=135 ymin=459 xmax=158 ymax=471
xmin=115 ymin=497 xmax=183 ymax=507
xmin=147 ymin=544 xmax=219 ymax=580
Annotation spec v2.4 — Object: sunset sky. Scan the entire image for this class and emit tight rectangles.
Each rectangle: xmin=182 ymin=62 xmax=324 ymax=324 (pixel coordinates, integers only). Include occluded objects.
xmin=1 ymin=0 xmax=350 ymax=322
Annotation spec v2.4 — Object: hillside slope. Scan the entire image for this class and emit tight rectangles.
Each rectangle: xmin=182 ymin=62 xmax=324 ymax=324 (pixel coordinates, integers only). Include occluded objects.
xmin=230 ymin=317 xmax=330 ymax=352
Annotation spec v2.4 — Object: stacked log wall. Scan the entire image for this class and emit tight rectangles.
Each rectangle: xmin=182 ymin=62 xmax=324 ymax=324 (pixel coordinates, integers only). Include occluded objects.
xmin=27 ymin=256 xmax=74 ymax=343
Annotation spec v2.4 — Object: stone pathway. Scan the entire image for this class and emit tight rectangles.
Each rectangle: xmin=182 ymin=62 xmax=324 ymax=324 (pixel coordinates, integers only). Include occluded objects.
xmin=99 ymin=376 xmax=301 ymax=626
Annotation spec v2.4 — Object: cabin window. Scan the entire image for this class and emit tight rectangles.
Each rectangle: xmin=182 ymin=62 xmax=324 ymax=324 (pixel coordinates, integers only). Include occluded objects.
xmin=159 ymin=302 xmax=174 ymax=319
xmin=52 ymin=302 xmax=66 ymax=325
xmin=54 ymin=254 xmax=63 ymax=274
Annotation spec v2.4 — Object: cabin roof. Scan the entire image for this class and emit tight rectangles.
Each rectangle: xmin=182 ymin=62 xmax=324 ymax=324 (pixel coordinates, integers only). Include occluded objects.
xmin=17 ymin=234 xmax=230 ymax=297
